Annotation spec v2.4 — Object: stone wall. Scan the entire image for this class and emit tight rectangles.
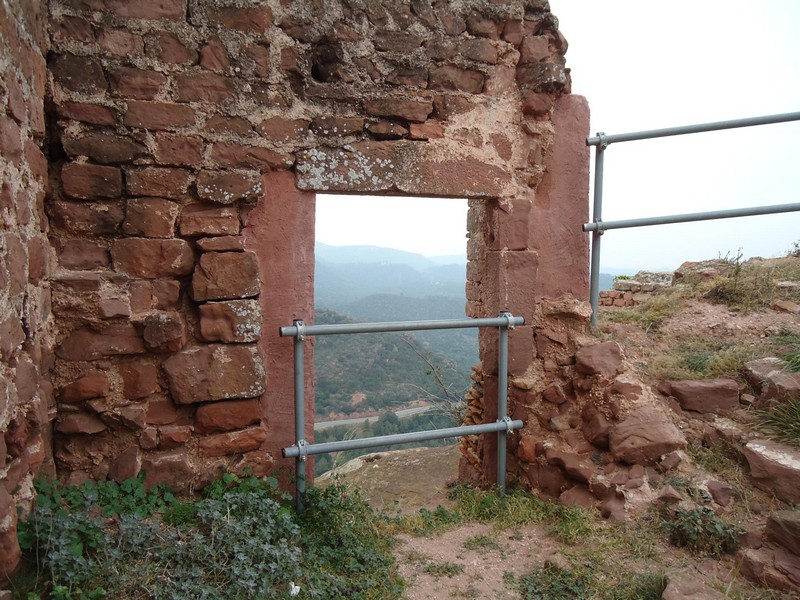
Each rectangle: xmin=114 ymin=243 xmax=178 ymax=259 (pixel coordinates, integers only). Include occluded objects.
xmin=0 ymin=0 xmax=53 ymax=579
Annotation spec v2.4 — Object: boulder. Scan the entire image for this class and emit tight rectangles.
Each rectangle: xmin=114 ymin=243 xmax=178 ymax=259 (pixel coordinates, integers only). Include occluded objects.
xmin=661 ymin=571 xmax=725 ymax=600
xmin=575 ymin=342 xmax=622 ymax=377
xmin=765 ymin=510 xmax=800 ymax=556
xmin=742 ymin=439 xmax=800 ymax=504
xmin=739 ymin=548 xmax=796 ymax=591
xmin=666 ymin=379 xmax=739 ymax=414
xmin=743 ymin=358 xmax=800 ymax=403
xmin=610 ymin=406 xmax=686 ymax=465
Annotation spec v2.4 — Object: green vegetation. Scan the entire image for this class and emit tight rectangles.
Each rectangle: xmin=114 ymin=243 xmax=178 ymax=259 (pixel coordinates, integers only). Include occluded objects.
xmin=660 ymin=507 xmax=741 ymax=557
xmin=755 ymin=399 xmax=800 ymax=448
xmin=604 ymin=288 xmax=689 ymax=332
xmin=314 ymin=309 xmax=472 ymax=418
xmin=14 ymin=474 xmax=401 ymax=600
xmin=423 ymin=561 xmax=464 ymax=577
xmin=504 ymin=566 xmax=666 ymax=600
xmin=646 ymin=337 xmax=760 ymax=381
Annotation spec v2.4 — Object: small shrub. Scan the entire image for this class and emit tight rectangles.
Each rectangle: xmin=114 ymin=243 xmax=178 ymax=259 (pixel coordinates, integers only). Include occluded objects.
xmin=463 ymin=533 xmax=502 ymax=552
xmin=506 ymin=566 xmax=594 ymax=600
xmin=423 ymin=561 xmax=464 ymax=577
xmin=661 ymin=507 xmax=741 ymax=556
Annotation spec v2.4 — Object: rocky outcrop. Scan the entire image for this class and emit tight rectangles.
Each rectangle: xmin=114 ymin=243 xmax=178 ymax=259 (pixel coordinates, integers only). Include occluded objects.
xmin=743 ymin=358 xmax=800 ymax=405
xmin=610 ymin=405 xmax=687 ymax=465
xmin=742 ymin=439 xmax=800 ymax=505
xmin=663 ymin=379 xmax=740 ymax=415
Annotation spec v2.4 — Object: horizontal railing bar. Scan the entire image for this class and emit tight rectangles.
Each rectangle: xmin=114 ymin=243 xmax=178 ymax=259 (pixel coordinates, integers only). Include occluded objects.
xmin=583 ymin=202 xmax=800 ymax=233
xmin=279 ymin=315 xmax=524 ymax=338
xmin=282 ymin=419 xmax=524 ymax=458
xmin=586 ymin=111 xmax=800 ymax=147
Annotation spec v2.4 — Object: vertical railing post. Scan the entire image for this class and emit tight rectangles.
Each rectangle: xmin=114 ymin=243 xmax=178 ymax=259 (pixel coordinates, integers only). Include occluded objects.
xmin=496 ymin=312 xmax=512 ymax=495
xmin=293 ymin=320 xmax=306 ymax=513
xmin=589 ymin=134 xmax=607 ymax=329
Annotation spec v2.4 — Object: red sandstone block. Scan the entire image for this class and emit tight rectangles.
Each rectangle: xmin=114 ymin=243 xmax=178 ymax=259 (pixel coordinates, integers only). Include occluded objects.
xmin=98 ymin=29 xmax=144 ymax=56
xmin=195 ymin=398 xmax=260 ymax=433
xmin=244 ymin=44 xmax=270 ymax=77
xmin=62 ymin=131 xmax=149 ymax=164
xmin=79 ymin=0 xmax=188 ymax=19
xmin=408 ymin=122 xmax=445 ymax=140
xmin=145 ymin=399 xmax=179 ymax=425
xmin=162 ymin=344 xmax=266 ymax=404
xmin=206 ymin=115 xmax=253 ymax=135
xmin=519 ymin=36 xmax=550 ymax=64
xmin=142 ymin=451 xmax=194 ymax=492
xmin=126 ymin=167 xmax=192 ymax=199
xmin=56 ymin=412 xmax=107 ymax=434
xmin=61 ymin=162 xmax=122 ymax=200
xmin=158 ymin=425 xmax=192 ymax=450
xmin=191 ymin=251 xmax=260 ymax=301
xmin=198 ymin=299 xmax=261 ymax=343
xmin=141 ymin=310 xmax=187 ymax=352
xmin=364 ymin=97 xmax=433 ymax=123
xmin=0 ymin=116 xmax=22 ymax=162
xmin=199 ymin=38 xmax=230 ymax=73
xmin=309 ymin=116 xmax=364 ymax=136
xmin=429 ymin=64 xmax=485 ymax=93
xmin=466 ymin=14 xmax=500 ymax=39
xmin=123 ymin=100 xmax=195 ymax=130
xmin=122 ymin=197 xmax=179 ymax=238
xmin=209 ymin=142 xmax=292 ymax=170
xmin=206 ymin=6 xmax=272 ymax=32
xmin=59 ymin=239 xmax=110 ymax=269
xmin=157 ymin=32 xmax=197 ymax=64
xmin=367 ymin=121 xmax=409 ymax=140
xmin=7 ymin=77 xmax=26 ymax=123
xmin=198 ymin=426 xmax=267 ymax=457
xmin=51 ymin=15 xmax=94 ymax=43
xmin=179 ymin=203 xmax=239 ymax=237
xmin=50 ymin=53 xmax=107 ymax=94
xmin=57 ymin=102 xmax=118 ymax=125
xmin=153 ymin=279 xmax=181 ymax=309
xmin=256 ymin=117 xmax=308 ymax=141
xmin=56 ymin=323 xmax=146 ymax=361
xmin=196 ymin=236 xmax=245 ymax=252
xmin=109 ymin=67 xmax=166 ymax=100
xmin=49 ymin=200 xmax=124 ymax=234
xmin=460 ymin=38 xmax=498 ymax=64
xmin=196 ymin=170 xmax=261 ymax=204
xmin=175 ymin=72 xmax=234 ymax=103
xmin=61 ymin=371 xmax=110 ymax=403
xmin=112 ymin=238 xmax=194 ymax=279
xmin=154 ymin=133 xmax=203 ymax=166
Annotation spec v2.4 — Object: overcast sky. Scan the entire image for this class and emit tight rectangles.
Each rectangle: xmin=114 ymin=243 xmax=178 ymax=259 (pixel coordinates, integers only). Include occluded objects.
xmin=316 ymin=0 xmax=800 ymax=271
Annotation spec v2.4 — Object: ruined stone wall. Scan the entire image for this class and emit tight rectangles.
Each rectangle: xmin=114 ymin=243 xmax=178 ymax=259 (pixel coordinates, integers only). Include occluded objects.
xmin=43 ymin=0 xmax=590 ymax=504
xmin=0 ymin=0 xmax=53 ymax=578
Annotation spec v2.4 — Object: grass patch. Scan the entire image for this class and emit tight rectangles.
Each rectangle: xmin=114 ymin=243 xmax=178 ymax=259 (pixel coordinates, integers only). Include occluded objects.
xmin=423 ymin=561 xmax=464 ymax=578
xmin=604 ymin=289 xmax=689 ymax=332
xmin=646 ymin=338 xmax=759 ymax=381
xmin=661 ymin=507 xmax=741 ymax=557
xmin=463 ymin=533 xmax=502 ymax=553
xmin=755 ymin=399 xmax=800 ymax=448
xmin=504 ymin=565 xmax=666 ymax=600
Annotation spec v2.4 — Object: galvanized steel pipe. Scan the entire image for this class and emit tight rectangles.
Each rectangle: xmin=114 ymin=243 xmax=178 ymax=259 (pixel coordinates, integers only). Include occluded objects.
xmin=280 ymin=315 xmax=525 ymax=338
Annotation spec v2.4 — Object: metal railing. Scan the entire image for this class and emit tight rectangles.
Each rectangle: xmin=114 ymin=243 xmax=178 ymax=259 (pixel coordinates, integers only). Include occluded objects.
xmin=279 ymin=312 xmax=524 ymax=512
xmin=586 ymin=110 xmax=800 ymax=328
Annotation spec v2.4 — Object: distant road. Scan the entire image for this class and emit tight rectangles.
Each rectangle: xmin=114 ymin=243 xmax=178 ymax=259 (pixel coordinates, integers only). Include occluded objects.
xmin=314 ymin=405 xmax=433 ymax=431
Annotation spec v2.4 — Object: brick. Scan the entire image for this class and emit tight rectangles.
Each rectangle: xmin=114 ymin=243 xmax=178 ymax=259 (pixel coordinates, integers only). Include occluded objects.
xmin=50 ymin=53 xmax=107 ymax=94
xmin=156 ymin=32 xmax=197 ymax=64
xmin=62 ymin=131 xmax=149 ymax=164
xmin=310 ymin=116 xmax=365 ymax=137
xmin=198 ymin=427 xmax=267 ymax=457
xmin=256 ymin=117 xmax=308 ymax=141
xmin=209 ymin=142 xmax=292 ymax=170
xmin=49 ymin=200 xmax=124 ymax=234
xmin=0 ymin=116 xmax=22 ymax=161
xmin=123 ymin=197 xmax=180 ymax=238
xmin=98 ymin=29 xmax=144 ymax=56
xmin=191 ymin=251 xmax=260 ymax=300
xmin=196 ymin=170 xmax=262 ymax=204
xmin=365 ymin=97 xmax=433 ymax=123
xmin=51 ymin=15 xmax=94 ymax=43
xmin=59 ymin=239 xmax=110 ymax=269
xmin=200 ymin=38 xmax=229 ymax=73
xmin=61 ymin=163 xmax=122 ymax=199
xmin=198 ymin=299 xmax=260 ymax=342
xmin=429 ymin=65 xmax=485 ymax=93
xmin=179 ymin=203 xmax=240 ymax=236
xmin=175 ymin=72 xmax=234 ymax=103
xmin=163 ymin=344 xmax=265 ymax=404
xmin=109 ymin=67 xmax=166 ymax=100
xmin=56 ymin=323 xmax=146 ymax=361
xmin=205 ymin=115 xmax=252 ymax=135
xmin=120 ymin=361 xmax=159 ymax=400
xmin=57 ymin=102 xmax=117 ymax=126
xmin=61 ymin=372 xmax=109 ymax=403
xmin=126 ymin=167 xmax=192 ymax=199
xmin=154 ymin=133 xmax=203 ymax=166
xmin=206 ymin=6 xmax=272 ymax=32
xmin=195 ymin=398 xmax=260 ymax=433
xmin=124 ymin=101 xmax=195 ymax=130
xmin=112 ymin=238 xmax=194 ymax=278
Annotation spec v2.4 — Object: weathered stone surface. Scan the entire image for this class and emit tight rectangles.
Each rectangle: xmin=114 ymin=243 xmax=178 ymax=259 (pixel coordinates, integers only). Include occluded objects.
xmin=429 ymin=64 xmax=484 ymax=93
xmin=196 ymin=170 xmax=262 ymax=204
xmin=191 ymin=251 xmax=260 ymax=300
xmin=63 ymin=131 xmax=149 ymax=164
xmin=61 ymin=372 xmax=109 ymax=402
xmin=198 ymin=299 xmax=260 ymax=342
xmin=743 ymin=439 xmax=800 ymax=504
xmin=545 ymin=448 xmax=594 ymax=483
xmin=575 ymin=342 xmax=622 ymax=377
xmin=364 ymin=97 xmax=433 ymax=123
xmin=209 ymin=142 xmax=292 ymax=170
xmin=124 ymin=101 xmax=195 ymax=130
xmin=123 ymin=197 xmax=180 ymax=238
xmin=198 ymin=426 xmax=267 ymax=457
xmin=126 ymin=167 xmax=192 ymax=199
xmin=108 ymin=447 xmax=141 ymax=482
xmin=61 ymin=163 xmax=122 ymax=199
xmin=140 ymin=311 xmax=186 ymax=352
xmin=195 ymin=398 xmax=260 ymax=433
xmin=58 ymin=239 xmax=110 ymax=269
xmin=743 ymin=358 xmax=800 ymax=403
xmin=112 ymin=238 xmax=194 ymax=278
xmin=158 ymin=425 xmax=192 ymax=449
xmin=163 ymin=344 xmax=265 ymax=404
xmin=196 ymin=236 xmax=245 ymax=252
xmin=56 ymin=412 xmax=108 ymax=434
xmin=610 ymin=406 xmax=686 ymax=465
xmin=766 ymin=510 xmax=800 ymax=556
xmin=175 ymin=72 xmax=234 ymax=102
xmin=145 ymin=399 xmax=180 ymax=425
xmin=154 ymin=133 xmax=203 ymax=166
xmin=558 ymin=485 xmax=595 ymax=508
xmin=740 ymin=547 xmax=797 ymax=591
xmin=0 ymin=487 xmax=20 ymax=579
xmin=142 ymin=451 xmax=194 ymax=492
xmin=57 ymin=324 xmax=146 ymax=360
xmin=707 ymin=480 xmax=734 ymax=507
xmin=49 ymin=200 xmax=125 ymax=234
xmin=179 ymin=203 xmax=240 ymax=236
xmin=666 ymin=379 xmax=739 ymax=414
xmin=661 ymin=571 xmax=725 ymax=600
xmin=772 ymin=300 xmax=800 ymax=314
